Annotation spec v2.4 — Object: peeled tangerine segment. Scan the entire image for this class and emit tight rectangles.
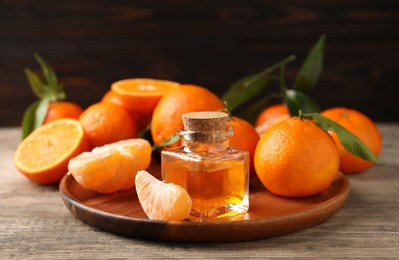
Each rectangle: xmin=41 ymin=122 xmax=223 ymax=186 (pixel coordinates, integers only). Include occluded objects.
xmin=68 ymin=139 xmax=151 ymax=193
xmin=135 ymin=170 xmax=192 ymax=221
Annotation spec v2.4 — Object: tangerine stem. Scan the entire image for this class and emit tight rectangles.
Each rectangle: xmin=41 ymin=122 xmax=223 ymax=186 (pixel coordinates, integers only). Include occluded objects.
xmin=279 ymin=64 xmax=287 ymax=94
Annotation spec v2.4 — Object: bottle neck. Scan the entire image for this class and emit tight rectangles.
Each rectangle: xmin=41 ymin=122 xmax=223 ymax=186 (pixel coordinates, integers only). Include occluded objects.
xmin=178 ymin=126 xmax=233 ymax=153
xmin=182 ymin=139 xmax=230 ymax=153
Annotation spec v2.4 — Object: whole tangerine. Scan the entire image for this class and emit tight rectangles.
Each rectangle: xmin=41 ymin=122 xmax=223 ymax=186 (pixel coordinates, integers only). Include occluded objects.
xmin=43 ymin=101 xmax=83 ymax=124
xmin=254 ymin=117 xmax=339 ymax=197
xmin=227 ymin=116 xmax=260 ymax=176
xmin=101 ymin=90 xmax=151 ymax=132
xmin=150 ymin=84 xmax=225 ymax=147
xmin=321 ymin=107 xmax=382 ymax=173
xmin=255 ymin=104 xmax=290 ymax=127
xmin=79 ymin=102 xmax=138 ymax=149
xmin=255 ymin=104 xmax=290 ymax=136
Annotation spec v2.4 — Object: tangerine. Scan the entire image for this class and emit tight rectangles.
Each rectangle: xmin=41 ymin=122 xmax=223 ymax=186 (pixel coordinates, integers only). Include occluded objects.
xmin=101 ymin=90 xmax=151 ymax=132
xmin=135 ymin=170 xmax=192 ymax=221
xmin=111 ymin=78 xmax=180 ymax=117
xmin=254 ymin=117 xmax=339 ymax=197
xmin=151 ymin=84 xmax=225 ymax=147
xmin=255 ymin=104 xmax=290 ymax=136
xmin=227 ymin=116 xmax=260 ymax=175
xmin=79 ymin=102 xmax=138 ymax=148
xmin=14 ymin=119 xmax=89 ymax=184
xmin=43 ymin=101 xmax=84 ymax=124
xmin=68 ymin=139 xmax=151 ymax=193
xmin=321 ymin=107 xmax=382 ymax=173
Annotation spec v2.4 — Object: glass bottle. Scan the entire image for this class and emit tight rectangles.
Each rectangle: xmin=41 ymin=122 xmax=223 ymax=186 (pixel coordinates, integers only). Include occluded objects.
xmin=161 ymin=111 xmax=249 ymax=221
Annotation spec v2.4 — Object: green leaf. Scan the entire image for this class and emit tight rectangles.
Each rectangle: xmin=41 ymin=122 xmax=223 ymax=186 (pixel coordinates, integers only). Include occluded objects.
xmin=301 ymin=112 xmax=380 ymax=163
xmin=32 ymin=53 xmax=66 ymax=101
xmin=284 ymin=89 xmax=320 ymax=116
xmin=222 ymin=74 xmax=273 ymax=112
xmin=138 ymin=123 xmax=152 ymax=139
xmin=222 ymin=55 xmax=295 ymax=111
xmin=238 ymin=93 xmax=281 ymax=124
xmin=24 ymin=68 xmax=47 ymax=99
xmin=292 ymin=34 xmax=325 ymax=92
xmin=21 ymin=98 xmax=50 ymax=139
xmin=33 ymin=53 xmax=58 ymax=89
xmin=21 ymin=101 xmax=40 ymax=139
xmin=152 ymin=132 xmax=180 ymax=151
xmin=34 ymin=98 xmax=50 ymax=129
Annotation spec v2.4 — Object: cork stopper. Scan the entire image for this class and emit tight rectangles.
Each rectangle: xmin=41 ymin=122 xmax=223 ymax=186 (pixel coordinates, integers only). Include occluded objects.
xmin=182 ymin=112 xmax=228 ymax=131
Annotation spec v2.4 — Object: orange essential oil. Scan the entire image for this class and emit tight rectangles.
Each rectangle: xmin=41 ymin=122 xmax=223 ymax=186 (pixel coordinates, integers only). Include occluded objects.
xmin=161 ymin=112 xmax=249 ymax=221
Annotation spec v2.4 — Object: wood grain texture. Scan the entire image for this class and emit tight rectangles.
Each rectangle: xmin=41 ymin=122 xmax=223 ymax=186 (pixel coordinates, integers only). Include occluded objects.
xmin=1 ymin=124 xmax=398 ymax=258
xmin=59 ymin=171 xmax=348 ymax=242
xmin=1 ymin=1 xmax=399 ymax=126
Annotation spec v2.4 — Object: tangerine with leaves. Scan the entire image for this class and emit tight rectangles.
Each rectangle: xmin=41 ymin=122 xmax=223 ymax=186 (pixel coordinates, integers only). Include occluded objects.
xmin=44 ymin=101 xmax=83 ymax=124
xmin=22 ymin=53 xmax=82 ymax=138
xmin=254 ymin=117 xmax=339 ymax=197
xmin=227 ymin=116 xmax=260 ymax=175
xmin=321 ymin=107 xmax=382 ymax=173
xmin=151 ymin=85 xmax=225 ymax=147
xmin=135 ymin=170 xmax=192 ymax=221
xmin=79 ymin=102 xmax=138 ymax=149
xmin=14 ymin=119 xmax=89 ymax=184
xmin=68 ymin=139 xmax=151 ymax=193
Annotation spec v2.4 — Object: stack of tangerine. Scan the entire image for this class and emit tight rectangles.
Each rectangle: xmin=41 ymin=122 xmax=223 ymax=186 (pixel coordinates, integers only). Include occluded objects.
xmin=14 ymin=79 xmax=382 ymax=221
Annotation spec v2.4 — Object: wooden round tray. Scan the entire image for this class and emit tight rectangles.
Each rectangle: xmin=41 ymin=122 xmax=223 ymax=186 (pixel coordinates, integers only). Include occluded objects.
xmin=59 ymin=163 xmax=349 ymax=243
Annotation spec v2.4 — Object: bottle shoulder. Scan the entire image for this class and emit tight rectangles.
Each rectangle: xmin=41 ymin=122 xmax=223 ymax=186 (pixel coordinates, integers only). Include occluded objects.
xmin=161 ymin=146 xmax=248 ymax=162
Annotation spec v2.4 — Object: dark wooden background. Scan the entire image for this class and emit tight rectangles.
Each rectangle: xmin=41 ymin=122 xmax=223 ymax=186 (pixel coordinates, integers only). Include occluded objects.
xmin=1 ymin=0 xmax=398 ymax=126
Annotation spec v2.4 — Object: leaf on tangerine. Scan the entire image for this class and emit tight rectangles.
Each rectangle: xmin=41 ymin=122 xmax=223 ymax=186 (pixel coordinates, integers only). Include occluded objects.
xmin=304 ymin=112 xmax=381 ymax=163
xmin=284 ymin=89 xmax=320 ymax=116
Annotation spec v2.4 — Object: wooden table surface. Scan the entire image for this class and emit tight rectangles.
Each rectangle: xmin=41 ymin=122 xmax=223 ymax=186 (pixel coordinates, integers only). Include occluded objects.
xmin=1 ymin=124 xmax=398 ymax=259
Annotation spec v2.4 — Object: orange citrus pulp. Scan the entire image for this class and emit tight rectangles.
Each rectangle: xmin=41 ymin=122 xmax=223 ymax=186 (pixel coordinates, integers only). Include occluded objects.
xmin=14 ymin=119 xmax=89 ymax=184
xmin=111 ymin=78 xmax=180 ymax=117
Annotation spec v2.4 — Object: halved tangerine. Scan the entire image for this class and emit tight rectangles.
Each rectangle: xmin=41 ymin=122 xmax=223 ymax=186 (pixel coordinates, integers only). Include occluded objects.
xmin=14 ymin=119 xmax=89 ymax=184
xmin=111 ymin=78 xmax=180 ymax=117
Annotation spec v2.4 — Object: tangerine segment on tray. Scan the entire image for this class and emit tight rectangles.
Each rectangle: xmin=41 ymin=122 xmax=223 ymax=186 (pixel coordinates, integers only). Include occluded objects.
xmin=111 ymin=78 xmax=181 ymax=117
xmin=254 ymin=117 xmax=340 ymax=197
xmin=135 ymin=170 xmax=192 ymax=221
xmin=14 ymin=119 xmax=89 ymax=184
xmin=79 ymin=102 xmax=138 ymax=149
xmin=321 ymin=107 xmax=382 ymax=174
xmin=68 ymin=138 xmax=151 ymax=193
xmin=151 ymin=84 xmax=225 ymax=147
